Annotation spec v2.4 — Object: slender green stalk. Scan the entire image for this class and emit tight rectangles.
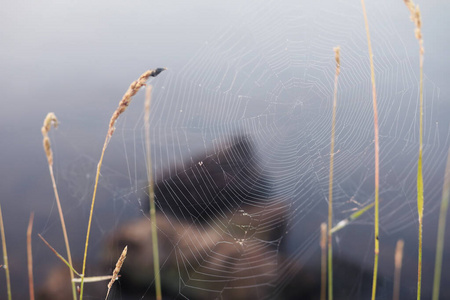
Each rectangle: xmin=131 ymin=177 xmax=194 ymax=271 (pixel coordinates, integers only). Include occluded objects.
xmin=418 ymin=215 xmax=423 ymax=299
xmin=79 ymin=68 xmax=165 ymax=300
xmin=0 ymin=202 xmax=11 ymax=300
xmin=320 ymin=223 xmax=327 ymax=300
xmin=38 ymin=234 xmax=81 ymax=277
xmin=432 ymin=148 xmax=450 ymax=300
xmin=402 ymin=2 xmax=424 ymax=298
xmin=360 ymin=1 xmax=380 ymax=299
xmin=327 ymin=46 xmax=340 ymax=300
xmin=417 ymin=23 xmax=425 ymax=300
xmin=145 ymin=85 xmax=162 ymax=300
xmin=331 ymin=202 xmax=374 ymax=234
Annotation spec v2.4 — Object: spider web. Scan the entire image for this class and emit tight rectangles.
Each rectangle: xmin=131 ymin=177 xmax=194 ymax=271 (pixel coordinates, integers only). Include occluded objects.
xmin=51 ymin=0 xmax=450 ymax=299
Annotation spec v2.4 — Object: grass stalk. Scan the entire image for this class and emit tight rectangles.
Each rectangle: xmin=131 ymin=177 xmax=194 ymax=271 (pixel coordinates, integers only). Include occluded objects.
xmin=105 ymin=246 xmax=127 ymax=300
xmin=360 ymin=1 xmax=380 ymax=299
xmin=331 ymin=202 xmax=374 ymax=234
xmin=27 ymin=213 xmax=35 ymax=300
xmin=41 ymin=112 xmax=77 ymax=300
xmin=79 ymin=68 xmax=165 ymax=300
xmin=402 ymin=1 xmax=424 ymax=298
xmin=320 ymin=223 xmax=327 ymax=300
xmin=327 ymin=46 xmax=340 ymax=300
xmin=38 ymin=234 xmax=81 ymax=277
xmin=0 ymin=201 xmax=11 ymax=300
xmin=145 ymin=85 xmax=162 ymax=300
xmin=393 ymin=239 xmax=405 ymax=300
xmin=432 ymin=147 xmax=450 ymax=300
xmin=73 ymin=275 xmax=115 ymax=283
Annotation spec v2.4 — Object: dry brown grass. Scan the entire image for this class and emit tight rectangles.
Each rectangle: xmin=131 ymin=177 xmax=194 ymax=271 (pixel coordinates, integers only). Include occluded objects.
xmin=41 ymin=112 xmax=77 ymax=300
xmin=80 ymin=68 xmax=166 ymax=300
xmin=27 ymin=213 xmax=35 ymax=300
xmin=105 ymin=246 xmax=128 ymax=300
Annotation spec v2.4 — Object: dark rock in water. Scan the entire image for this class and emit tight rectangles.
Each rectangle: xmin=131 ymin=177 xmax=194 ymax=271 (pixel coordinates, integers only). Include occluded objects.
xmin=150 ymin=136 xmax=274 ymax=225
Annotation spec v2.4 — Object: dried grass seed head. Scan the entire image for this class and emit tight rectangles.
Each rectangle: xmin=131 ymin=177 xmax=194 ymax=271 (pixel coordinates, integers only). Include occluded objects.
xmin=333 ymin=46 xmax=341 ymax=75
xmin=107 ymin=246 xmax=128 ymax=290
xmin=107 ymin=68 xmax=166 ymax=138
xmin=41 ymin=112 xmax=58 ymax=166
xmin=404 ymin=0 xmax=423 ymax=52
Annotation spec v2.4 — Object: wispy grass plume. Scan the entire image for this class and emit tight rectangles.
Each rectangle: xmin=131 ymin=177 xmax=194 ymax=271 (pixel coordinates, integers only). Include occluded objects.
xmin=145 ymin=85 xmax=162 ymax=300
xmin=105 ymin=246 xmax=127 ymax=300
xmin=360 ymin=1 xmax=381 ymax=299
xmin=41 ymin=112 xmax=77 ymax=300
xmin=327 ymin=45 xmax=340 ymax=300
xmin=432 ymin=148 xmax=450 ymax=300
xmin=403 ymin=1 xmax=425 ymax=298
xmin=79 ymin=68 xmax=165 ymax=300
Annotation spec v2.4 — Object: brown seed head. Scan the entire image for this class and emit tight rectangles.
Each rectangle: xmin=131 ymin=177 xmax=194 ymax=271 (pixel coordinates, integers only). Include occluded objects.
xmin=108 ymin=68 xmax=166 ymax=138
xmin=404 ymin=0 xmax=424 ymax=54
xmin=333 ymin=46 xmax=341 ymax=75
xmin=41 ymin=112 xmax=58 ymax=166
xmin=107 ymin=246 xmax=128 ymax=290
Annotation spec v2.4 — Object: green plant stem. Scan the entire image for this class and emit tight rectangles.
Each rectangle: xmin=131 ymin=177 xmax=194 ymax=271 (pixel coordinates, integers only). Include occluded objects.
xmin=48 ymin=166 xmax=77 ymax=300
xmin=320 ymin=223 xmax=327 ymax=300
xmin=0 ymin=202 xmax=11 ymax=300
xmin=331 ymin=202 xmax=374 ymax=234
xmin=432 ymin=148 xmax=450 ymax=300
xmin=327 ymin=46 xmax=340 ymax=300
xmin=416 ymin=34 xmax=424 ymax=300
xmin=145 ymin=86 xmax=162 ymax=300
xmin=417 ymin=218 xmax=423 ymax=299
xmin=80 ymin=140 xmax=108 ymax=300
xmin=360 ymin=1 xmax=380 ymax=299
xmin=79 ymin=69 xmax=165 ymax=300
xmin=38 ymin=234 xmax=82 ymax=277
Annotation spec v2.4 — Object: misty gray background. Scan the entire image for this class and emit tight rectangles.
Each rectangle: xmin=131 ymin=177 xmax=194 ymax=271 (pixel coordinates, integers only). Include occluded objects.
xmin=1 ymin=0 xmax=450 ymax=299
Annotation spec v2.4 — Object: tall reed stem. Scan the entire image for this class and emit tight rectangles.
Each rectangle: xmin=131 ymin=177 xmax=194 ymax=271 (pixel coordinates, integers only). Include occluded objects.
xmin=432 ymin=148 xmax=450 ymax=300
xmin=79 ymin=68 xmax=165 ymax=300
xmin=0 ymin=201 xmax=11 ymax=300
xmin=27 ymin=213 xmax=35 ymax=300
xmin=41 ymin=112 xmax=77 ymax=300
xmin=327 ymin=46 xmax=340 ymax=300
xmin=320 ymin=223 xmax=327 ymax=300
xmin=360 ymin=2 xmax=380 ymax=299
xmin=145 ymin=85 xmax=162 ymax=300
xmin=402 ymin=1 xmax=424 ymax=298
